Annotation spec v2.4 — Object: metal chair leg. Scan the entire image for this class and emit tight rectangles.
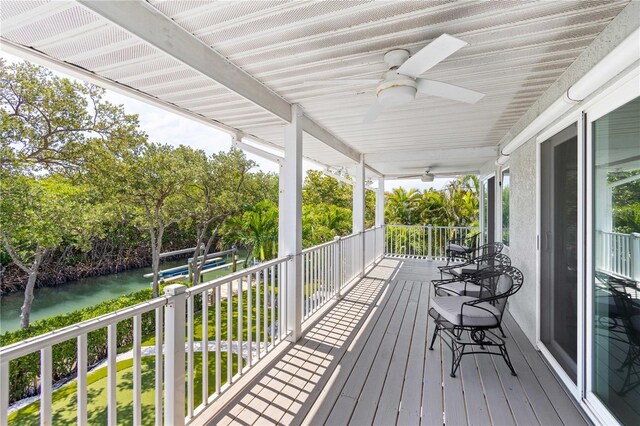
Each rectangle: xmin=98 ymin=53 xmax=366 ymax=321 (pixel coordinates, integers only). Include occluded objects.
xmin=429 ymin=323 xmax=440 ymax=350
xmin=498 ymin=324 xmax=507 ymax=338
xmin=499 ymin=345 xmax=517 ymax=376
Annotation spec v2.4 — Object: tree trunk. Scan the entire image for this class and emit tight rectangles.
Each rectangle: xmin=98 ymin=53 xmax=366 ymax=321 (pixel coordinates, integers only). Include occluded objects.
xmin=150 ymin=221 xmax=164 ymax=298
xmin=20 ymin=248 xmax=44 ymax=329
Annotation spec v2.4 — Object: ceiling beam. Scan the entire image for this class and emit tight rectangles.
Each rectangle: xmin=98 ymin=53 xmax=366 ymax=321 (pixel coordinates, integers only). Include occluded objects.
xmin=77 ymin=0 xmax=362 ymax=164
xmin=302 ymin=116 xmax=360 ymax=163
xmin=363 ymin=146 xmax=498 ymax=164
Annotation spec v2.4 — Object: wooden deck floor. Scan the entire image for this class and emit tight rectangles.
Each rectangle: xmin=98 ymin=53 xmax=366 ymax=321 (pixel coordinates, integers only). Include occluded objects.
xmin=199 ymin=258 xmax=588 ymax=426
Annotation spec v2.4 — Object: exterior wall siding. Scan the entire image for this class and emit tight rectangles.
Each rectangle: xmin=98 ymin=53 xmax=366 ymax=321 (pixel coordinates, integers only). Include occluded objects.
xmin=506 ymin=137 xmax=538 ymax=345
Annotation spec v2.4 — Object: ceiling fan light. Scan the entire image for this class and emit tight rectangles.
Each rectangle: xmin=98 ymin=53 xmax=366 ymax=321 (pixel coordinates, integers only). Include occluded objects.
xmin=421 ymin=173 xmax=435 ymax=182
xmin=378 ymin=85 xmax=416 ymax=107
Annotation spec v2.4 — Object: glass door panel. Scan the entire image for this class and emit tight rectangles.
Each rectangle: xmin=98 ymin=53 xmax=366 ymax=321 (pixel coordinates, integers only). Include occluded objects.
xmin=592 ymin=96 xmax=640 ymax=425
xmin=540 ymin=124 xmax=578 ymax=382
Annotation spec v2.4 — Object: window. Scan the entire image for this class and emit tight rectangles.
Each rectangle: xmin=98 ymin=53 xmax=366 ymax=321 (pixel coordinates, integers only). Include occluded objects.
xmin=591 ymin=96 xmax=640 ymax=425
xmin=501 ymin=169 xmax=510 ymax=246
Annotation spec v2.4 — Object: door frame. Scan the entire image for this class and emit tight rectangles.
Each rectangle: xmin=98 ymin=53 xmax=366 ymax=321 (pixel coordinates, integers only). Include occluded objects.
xmin=583 ymin=68 xmax=640 ymax=426
xmin=535 ymin=112 xmax=583 ymax=401
xmin=480 ymin=173 xmax=495 ymax=246
xmin=531 ymin=65 xmax=639 ymax=425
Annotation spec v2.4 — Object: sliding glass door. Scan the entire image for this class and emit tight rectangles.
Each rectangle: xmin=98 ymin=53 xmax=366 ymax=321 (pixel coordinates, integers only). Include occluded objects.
xmin=540 ymin=124 xmax=579 ymax=383
xmin=591 ymin=95 xmax=639 ymax=425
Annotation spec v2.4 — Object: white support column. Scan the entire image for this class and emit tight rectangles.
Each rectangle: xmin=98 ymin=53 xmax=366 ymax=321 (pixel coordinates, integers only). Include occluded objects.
xmin=375 ymin=177 xmax=385 ymax=261
xmin=164 ymin=284 xmax=187 ymax=426
xmin=375 ymin=177 xmax=385 ymax=227
xmin=282 ymin=104 xmax=303 ymax=342
xmin=353 ymin=156 xmax=366 ymax=276
xmin=278 ymin=159 xmax=285 ymax=257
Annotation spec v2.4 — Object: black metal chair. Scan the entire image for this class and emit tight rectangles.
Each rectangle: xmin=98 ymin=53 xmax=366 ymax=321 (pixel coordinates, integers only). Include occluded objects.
xmin=428 ymin=265 xmax=524 ymax=377
xmin=595 ymin=271 xmax=640 ymax=396
xmin=438 ymin=242 xmax=505 ymax=280
xmin=433 ymin=253 xmax=512 ymax=298
xmin=445 ymin=232 xmax=479 ymax=263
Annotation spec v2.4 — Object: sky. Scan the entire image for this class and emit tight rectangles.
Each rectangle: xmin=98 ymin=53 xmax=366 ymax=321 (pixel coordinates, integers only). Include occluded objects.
xmin=1 ymin=50 xmax=450 ymax=191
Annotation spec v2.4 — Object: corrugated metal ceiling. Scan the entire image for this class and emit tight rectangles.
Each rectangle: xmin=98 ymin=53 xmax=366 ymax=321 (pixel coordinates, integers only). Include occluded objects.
xmin=0 ymin=0 xmax=630 ymax=176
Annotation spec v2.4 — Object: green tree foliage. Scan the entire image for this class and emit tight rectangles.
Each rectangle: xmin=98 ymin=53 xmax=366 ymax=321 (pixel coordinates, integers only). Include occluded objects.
xmin=0 ymin=60 xmax=144 ymax=327
xmin=223 ymin=201 xmax=279 ymax=263
xmin=0 ymin=60 xmax=144 ymax=174
xmin=385 ymin=175 xmax=480 ymax=227
xmin=609 ymin=171 xmax=640 ymax=233
xmin=184 ymin=149 xmax=256 ymax=285
xmin=0 ymin=175 xmax=92 ymax=328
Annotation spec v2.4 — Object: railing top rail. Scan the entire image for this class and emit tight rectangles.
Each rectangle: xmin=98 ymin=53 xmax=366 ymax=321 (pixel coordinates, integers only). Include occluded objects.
xmin=301 ymin=239 xmax=337 ymax=254
xmin=187 ymin=255 xmax=290 ymax=295
xmin=0 ymin=297 xmax=167 ymax=361
xmin=598 ymin=230 xmax=636 ymax=237
xmin=386 ymin=224 xmax=479 ymax=229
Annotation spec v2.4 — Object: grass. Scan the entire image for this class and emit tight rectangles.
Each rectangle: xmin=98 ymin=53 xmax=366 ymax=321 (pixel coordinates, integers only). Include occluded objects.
xmin=138 ymin=282 xmax=279 ymax=348
xmin=9 ymin=352 xmax=238 ymax=425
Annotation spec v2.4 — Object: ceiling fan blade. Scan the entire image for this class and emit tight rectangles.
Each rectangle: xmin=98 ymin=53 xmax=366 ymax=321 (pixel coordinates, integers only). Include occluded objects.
xmin=363 ymin=99 xmax=384 ymax=123
xmin=393 ymin=174 xmax=423 ymax=179
xmin=416 ymin=79 xmax=484 ymax=104
xmin=304 ymin=79 xmax=381 ymax=86
xmin=397 ymin=34 xmax=467 ymax=78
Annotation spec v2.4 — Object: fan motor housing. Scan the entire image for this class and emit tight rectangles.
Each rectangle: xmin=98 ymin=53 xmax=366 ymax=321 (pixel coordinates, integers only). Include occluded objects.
xmin=376 ymin=72 xmax=417 ymax=107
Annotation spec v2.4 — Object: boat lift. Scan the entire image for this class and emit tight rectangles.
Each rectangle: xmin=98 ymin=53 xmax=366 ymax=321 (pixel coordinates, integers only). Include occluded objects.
xmin=144 ymin=247 xmax=241 ymax=284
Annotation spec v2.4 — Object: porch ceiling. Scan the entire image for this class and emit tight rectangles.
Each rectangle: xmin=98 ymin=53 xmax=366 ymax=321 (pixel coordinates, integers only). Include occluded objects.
xmin=0 ymin=0 xmax=630 ymax=177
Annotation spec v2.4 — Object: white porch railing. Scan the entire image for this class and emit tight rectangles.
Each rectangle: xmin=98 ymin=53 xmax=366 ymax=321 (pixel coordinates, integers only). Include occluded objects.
xmin=301 ymin=226 xmax=384 ymax=321
xmin=596 ymin=231 xmax=640 ymax=282
xmin=385 ymin=224 xmax=479 ymax=260
xmin=0 ymin=227 xmax=387 ymax=426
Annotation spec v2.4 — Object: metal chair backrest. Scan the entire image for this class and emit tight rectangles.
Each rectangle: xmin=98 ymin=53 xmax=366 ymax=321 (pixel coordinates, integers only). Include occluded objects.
xmin=475 ymin=265 xmax=523 ymax=315
xmin=474 ymin=242 xmax=504 ymax=257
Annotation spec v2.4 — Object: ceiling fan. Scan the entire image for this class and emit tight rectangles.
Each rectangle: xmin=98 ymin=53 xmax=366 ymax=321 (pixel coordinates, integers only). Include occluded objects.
xmin=392 ymin=168 xmax=478 ymax=182
xmin=306 ymin=34 xmax=484 ymax=122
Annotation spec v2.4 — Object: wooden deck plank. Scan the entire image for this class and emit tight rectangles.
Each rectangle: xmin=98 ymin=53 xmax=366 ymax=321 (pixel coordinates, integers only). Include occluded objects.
xmin=303 ymin=279 xmax=406 ymax=425
xmin=474 ymin=350 xmax=516 ymax=426
xmin=328 ymin=281 xmax=412 ymax=424
xmin=503 ymin=314 xmax=589 ymax=426
xmin=441 ymin=332 xmax=468 ymax=426
xmin=198 ymin=260 xmax=589 ymax=426
xmin=397 ymin=281 xmax=430 ymax=426
xmin=373 ymin=281 xmax=423 ymax=425
xmin=421 ymin=315 xmax=443 ymax=426
xmin=260 ymin=277 xmax=386 ymax=425
xmin=491 ymin=344 xmax=539 ymax=426
xmin=459 ymin=344 xmax=492 ymax=426
xmin=499 ymin=323 xmax=563 ymax=426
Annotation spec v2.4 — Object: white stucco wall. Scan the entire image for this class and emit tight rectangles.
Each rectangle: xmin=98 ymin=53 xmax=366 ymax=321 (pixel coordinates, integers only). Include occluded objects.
xmin=505 ymin=137 xmax=538 ymax=345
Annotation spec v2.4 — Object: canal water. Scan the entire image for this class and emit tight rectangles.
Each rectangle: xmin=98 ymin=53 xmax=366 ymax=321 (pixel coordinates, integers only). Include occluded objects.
xmin=0 ymin=254 xmax=247 ymax=334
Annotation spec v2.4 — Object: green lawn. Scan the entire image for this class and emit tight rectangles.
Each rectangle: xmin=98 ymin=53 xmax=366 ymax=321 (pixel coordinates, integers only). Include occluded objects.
xmin=9 ymin=352 xmax=238 ymax=425
xmin=139 ymin=283 xmax=279 ymax=348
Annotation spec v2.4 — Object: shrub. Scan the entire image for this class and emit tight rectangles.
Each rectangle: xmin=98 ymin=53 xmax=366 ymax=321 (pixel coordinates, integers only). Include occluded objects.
xmin=0 ymin=287 xmax=162 ymax=403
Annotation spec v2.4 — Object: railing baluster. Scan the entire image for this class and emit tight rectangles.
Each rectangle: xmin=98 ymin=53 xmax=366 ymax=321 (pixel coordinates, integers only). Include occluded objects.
xmin=187 ymin=295 xmax=194 ymax=417
xmin=202 ymin=289 xmax=208 ymax=406
xmin=237 ymin=278 xmax=243 ymax=374
xmin=155 ymin=307 xmax=163 ymax=426
xmin=263 ymin=268 xmax=268 ymax=353
xmin=77 ymin=334 xmax=87 ymax=426
xmin=256 ymin=271 xmax=261 ymax=359
xmin=227 ymin=281 xmax=232 ymax=384
xmin=0 ymin=360 xmax=8 ymax=425
xmin=216 ymin=286 xmax=221 ymax=394
xmin=40 ymin=346 xmax=52 ymax=426
xmin=107 ymin=323 xmax=117 ymax=426
xmin=270 ymin=266 xmax=276 ymax=348
xmin=133 ymin=314 xmax=142 ymax=426
xmin=247 ymin=273 xmax=252 ymax=367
